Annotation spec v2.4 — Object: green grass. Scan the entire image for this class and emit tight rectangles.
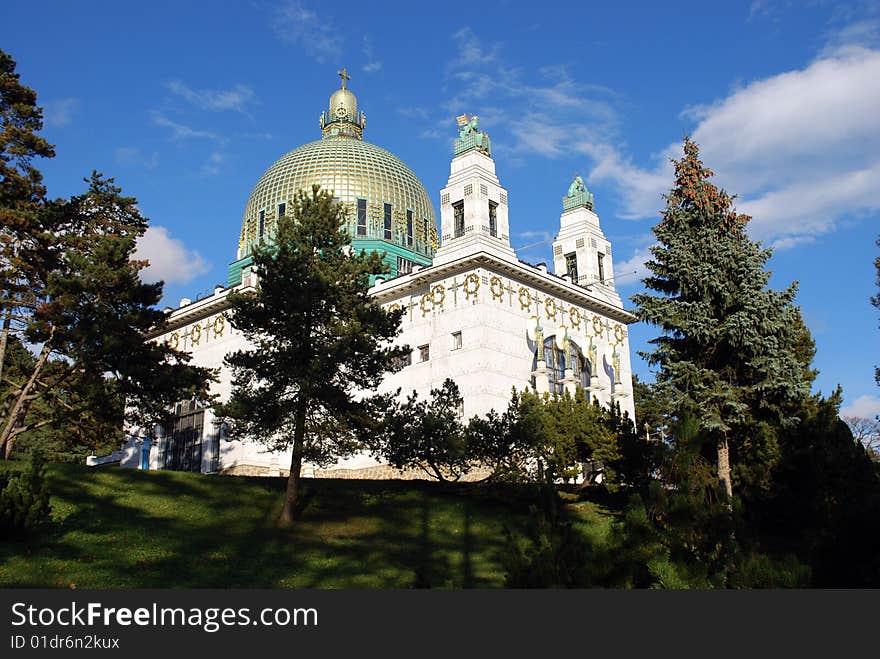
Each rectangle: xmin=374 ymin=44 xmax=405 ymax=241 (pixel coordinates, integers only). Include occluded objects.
xmin=0 ymin=463 xmax=618 ymax=588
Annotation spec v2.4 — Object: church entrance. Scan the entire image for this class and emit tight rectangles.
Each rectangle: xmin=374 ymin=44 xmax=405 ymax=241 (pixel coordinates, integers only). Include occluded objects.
xmin=162 ymin=400 xmax=205 ymax=472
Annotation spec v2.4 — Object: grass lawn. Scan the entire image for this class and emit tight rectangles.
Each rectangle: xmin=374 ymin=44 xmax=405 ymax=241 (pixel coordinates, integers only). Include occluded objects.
xmin=0 ymin=463 xmax=618 ymax=588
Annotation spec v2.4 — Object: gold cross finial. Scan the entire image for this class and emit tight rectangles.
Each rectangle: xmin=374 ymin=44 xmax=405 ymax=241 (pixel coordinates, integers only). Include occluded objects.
xmin=337 ymin=67 xmax=350 ymax=89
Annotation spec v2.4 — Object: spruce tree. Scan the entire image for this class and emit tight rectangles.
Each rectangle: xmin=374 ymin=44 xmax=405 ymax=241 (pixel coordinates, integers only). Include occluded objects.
xmin=633 ymin=138 xmax=813 ymax=500
xmin=218 ymin=185 xmax=407 ymax=524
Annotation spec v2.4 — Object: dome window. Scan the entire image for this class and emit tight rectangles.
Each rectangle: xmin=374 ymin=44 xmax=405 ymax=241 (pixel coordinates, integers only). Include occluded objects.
xmin=406 ymin=210 xmax=413 ymax=248
xmin=357 ymin=198 xmax=367 ymax=236
xmin=383 ymin=202 xmax=393 ymax=240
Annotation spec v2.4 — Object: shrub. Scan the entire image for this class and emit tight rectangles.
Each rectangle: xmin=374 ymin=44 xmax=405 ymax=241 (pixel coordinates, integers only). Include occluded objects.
xmin=0 ymin=451 xmax=52 ymax=538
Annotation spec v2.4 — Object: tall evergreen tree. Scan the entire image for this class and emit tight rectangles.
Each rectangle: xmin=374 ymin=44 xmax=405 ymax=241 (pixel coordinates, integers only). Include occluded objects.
xmin=0 ymin=174 xmax=213 ymax=457
xmin=0 ymin=48 xmax=55 ymax=386
xmin=218 ymin=185 xmax=407 ymax=524
xmin=633 ymin=138 xmax=813 ymax=500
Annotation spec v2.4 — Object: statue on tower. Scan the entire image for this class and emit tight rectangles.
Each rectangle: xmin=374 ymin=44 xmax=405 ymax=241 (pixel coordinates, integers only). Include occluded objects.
xmin=563 ymin=174 xmax=594 ymax=211
xmin=454 ymin=113 xmax=491 ymax=156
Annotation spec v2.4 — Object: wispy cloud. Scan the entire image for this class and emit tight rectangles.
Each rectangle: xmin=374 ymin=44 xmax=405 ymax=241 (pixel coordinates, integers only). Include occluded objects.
xmin=586 ymin=44 xmax=880 ymax=249
xmin=152 ymin=113 xmax=218 ymax=140
xmin=43 ymin=98 xmax=79 ymax=127
xmin=115 ymin=147 xmax=159 ymax=170
xmin=135 ymin=226 xmax=210 ymax=285
xmin=841 ymin=394 xmax=880 ymax=419
xmin=272 ymin=1 xmax=342 ymax=63
xmin=200 ymin=150 xmax=226 ymax=177
xmin=362 ymin=36 xmax=382 ymax=73
xmin=167 ymin=80 xmax=256 ymax=113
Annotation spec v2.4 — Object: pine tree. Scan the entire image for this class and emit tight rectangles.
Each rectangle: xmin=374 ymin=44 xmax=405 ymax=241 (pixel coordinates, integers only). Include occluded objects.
xmin=632 ymin=138 xmax=814 ymax=500
xmin=218 ymin=185 xmax=407 ymax=524
xmin=0 ymin=174 xmax=213 ymax=457
xmin=0 ymin=48 xmax=55 ymax=386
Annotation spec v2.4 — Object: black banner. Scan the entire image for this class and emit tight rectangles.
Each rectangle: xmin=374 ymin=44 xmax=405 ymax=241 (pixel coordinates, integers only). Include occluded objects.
xmin=0 ymin=589 xmax=874 ymax=655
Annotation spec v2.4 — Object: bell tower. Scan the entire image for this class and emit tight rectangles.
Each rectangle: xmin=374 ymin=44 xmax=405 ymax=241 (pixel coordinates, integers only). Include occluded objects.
xmin=551 ymin=177 xmax=622 ymax=306
xmin=433 ymin=114 xmax=517 ymax=266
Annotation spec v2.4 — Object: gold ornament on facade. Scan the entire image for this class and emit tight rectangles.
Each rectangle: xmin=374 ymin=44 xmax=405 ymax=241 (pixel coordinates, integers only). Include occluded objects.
xmin=518 ymin=287 xmax=532 ymax=311
xmin=169 ymin=332 xmax=180 ymax=350
xmin=568 ymin=306 xmax=581 ymax=329
xmin=191 ymin=324 xmax=202 ymax=346
xmin=592 ymin=315 xmax=604 ymax=338
xmin=213 ymin=315 xmax=226 ymax=337
xmin=613 ymin=323 xmax=626 ymax=345
xmin=419 ymin=285 xmax=446 ymax=316
xmin=489 ymin=276 xmax=504 ymax=301
xmin=388 ymin=303 xmax=402 ymax=315
xmin=544 ymin=298 xmax=558 ymax=321
xmin=463 ymin=274 xmax=480 ymax=300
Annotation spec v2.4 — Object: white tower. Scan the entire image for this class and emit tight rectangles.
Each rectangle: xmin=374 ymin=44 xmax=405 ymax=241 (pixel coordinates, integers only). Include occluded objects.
xmin=551 ymin=177 xmax=622 ymax=308
xmin=433 ymin=114 xmax=517 ymax=266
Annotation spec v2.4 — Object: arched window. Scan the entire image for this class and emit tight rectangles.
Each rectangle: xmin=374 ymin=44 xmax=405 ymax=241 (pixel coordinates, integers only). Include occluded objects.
xmin=531 ymin=336 xmax=593 ymax=395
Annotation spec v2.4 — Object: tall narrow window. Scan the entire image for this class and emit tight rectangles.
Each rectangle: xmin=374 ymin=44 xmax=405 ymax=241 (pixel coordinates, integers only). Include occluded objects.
xmin=258 ymin=210 xmax=265 ymax=237
xmin=488 ymin=201 xmax=497 ymax=237
xmin=451 ymin=331 xmax=462 ymax=350
xmin=597 ymin=252 xmax=605 ymax=283
xmin=406 ymin=209 xmax=413 ymax=247
xmin=384 ymin=202 xmax=393 ymax=240
xmin=423 ymin=218 xmax=430 ymax=247
xmin=453 ymin=201 xmax=465 ymax=238
xmin=278 ymin=202 xmax=286 ymax=218
xmin=357 ymin=198 xmax=367 ymax=236
xmin=566 ymin=253 xmax=578 ymax=283
xmin=419 ymin=344 xmax=430 ymax=362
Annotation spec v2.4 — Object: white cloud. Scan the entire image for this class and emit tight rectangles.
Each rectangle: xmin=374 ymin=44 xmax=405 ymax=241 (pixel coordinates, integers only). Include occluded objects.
xmin=580 ymin=45 xmax=880 ymax=247
xmin=43 ymin=98 xmax=79 ymax=126
xmin=362 ymin=36 xmax=382 ymax=74
xmin=152 ymin=113 xmax=218 ymax=140
xmin=841 ymin=394 xmax=880 ymax=419
xmin=200 ymin=150 xmax=226 ymax=177
xmin=167 ymin=80 xmax=256 ymax=113
xmin=273 ymin=2 xmax=342 ymax=63
xmin=614 ymin=244 xmax=654 ymax=286
xmin=135 ymin=226 xmax=210 ymax=285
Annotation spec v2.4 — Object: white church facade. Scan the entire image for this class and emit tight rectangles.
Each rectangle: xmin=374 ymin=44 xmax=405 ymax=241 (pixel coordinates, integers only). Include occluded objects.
xmin=116 ymin=73 xmax=637 ymax=478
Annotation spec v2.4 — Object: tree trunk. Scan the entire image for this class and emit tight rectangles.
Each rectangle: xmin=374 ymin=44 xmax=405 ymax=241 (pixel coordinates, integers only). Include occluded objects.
xmin=717 ymin=433 xmax=733 ymax=501
xmin=279 ymin=401 xmax=308 ymax=524
xmin=0 ymin=327 xmax=53 ymax=459
xmin=0 ymin=306 xmax=11 ymax=386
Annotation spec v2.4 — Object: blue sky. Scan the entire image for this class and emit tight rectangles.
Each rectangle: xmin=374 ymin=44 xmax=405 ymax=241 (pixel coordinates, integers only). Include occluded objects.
xmin=2 ymin=0 xmax=878 ymax=418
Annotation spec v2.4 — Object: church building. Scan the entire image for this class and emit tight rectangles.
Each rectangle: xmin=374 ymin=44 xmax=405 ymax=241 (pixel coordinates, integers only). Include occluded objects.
xmin=118 ymin=72 xmax=637 ymax=478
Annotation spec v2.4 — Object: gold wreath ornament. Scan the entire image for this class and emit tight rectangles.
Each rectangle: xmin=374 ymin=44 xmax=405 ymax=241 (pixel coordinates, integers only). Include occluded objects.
xmin=463 ymin=274 xmax=480 ymax=300
xmin=592 ymin=315 xmax=604 ymax=337
xmin=613 ymin=323 xmax=626 ymax=344
xmin=190 ymin=324 xmax=202 ymax=346
xmin=518 ymin=287 xmax=532 ymax=310
xmin=213 ymin=315 xmax=226 ymax=337
xmin=569 ymin=307 xmax=581 ymax=328
xmin=169 ymin=332 xmax=179 ymax=350
xmin=544 ymin=298 xmax=557 ymax=320
xmin=489 ymin=276 xmax=504 ymax=301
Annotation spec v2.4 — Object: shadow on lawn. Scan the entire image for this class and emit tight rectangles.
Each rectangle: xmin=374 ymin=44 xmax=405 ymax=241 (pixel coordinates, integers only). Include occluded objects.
xmin=1 ymin=465 xmax=545 ymax=589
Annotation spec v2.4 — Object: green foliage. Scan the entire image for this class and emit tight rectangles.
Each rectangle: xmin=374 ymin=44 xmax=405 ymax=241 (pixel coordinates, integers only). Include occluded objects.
xmin=371 ymin=379 xmax=472 ymax=481
xmin=502 ymin=490 xmax=592 ymax=588
xmin=632 ymin=137 xmax=815 ymax=499
xmin=0 ymin=450 xmax=51 ymax=538
xmin=753 ymin=389 xmax=880 ymax=586
xmin=218 ymin=186 xmax=406 ymax=520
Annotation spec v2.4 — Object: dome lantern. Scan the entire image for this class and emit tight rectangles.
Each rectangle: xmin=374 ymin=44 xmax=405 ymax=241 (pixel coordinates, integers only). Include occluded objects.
xmin=320 ymin=68 xmax=366 ymax=140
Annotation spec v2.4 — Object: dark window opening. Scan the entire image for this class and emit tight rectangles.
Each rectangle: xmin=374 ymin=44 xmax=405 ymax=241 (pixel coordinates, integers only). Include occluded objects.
xmin=566 ymin=253 xmax=578 ymax=283
xmin=258 ymin=210 xmax=265 ymax=237
xmin=278 ymin=202 xmax=286 ymax=218
xmin=397 ymin=256 xmax=413 ymax=275
xmin=488 ymin=201 xmax=497 ymax=237
xmin=384 ymin=202 xmax=393 ymax=240
xmin=597 ymin=252 xmax=605 ymax=283
xmin=453 ymin=201 xmax=465 ymax=238
xmin=419 ymin=344 xmax=430 ymax=362
xmin=357 ymin=198 xmax=367 ymax=236
xmin=406 ymin=209 xmax=414 ymax=247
